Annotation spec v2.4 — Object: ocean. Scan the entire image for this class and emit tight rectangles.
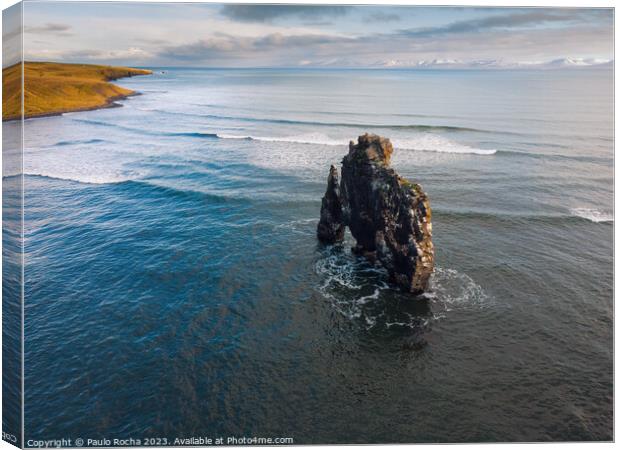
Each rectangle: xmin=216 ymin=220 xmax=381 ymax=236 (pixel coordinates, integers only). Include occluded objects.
xmin=6 ymin=68 xmax=613 ymax=442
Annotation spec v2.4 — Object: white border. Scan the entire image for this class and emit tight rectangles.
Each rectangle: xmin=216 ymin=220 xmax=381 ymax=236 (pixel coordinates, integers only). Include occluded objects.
xmin=0 ymin=1 xmax=615 ymax=450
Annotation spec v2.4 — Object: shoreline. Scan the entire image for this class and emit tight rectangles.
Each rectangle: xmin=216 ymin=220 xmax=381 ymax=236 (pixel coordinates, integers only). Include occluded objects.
xmin=2 ymin=62 xmax=152 ymax=121
xmin=3 ymin=92 xmax=143 ymax=122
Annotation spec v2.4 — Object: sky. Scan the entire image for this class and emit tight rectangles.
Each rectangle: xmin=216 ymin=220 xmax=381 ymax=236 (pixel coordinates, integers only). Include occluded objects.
xmin=3 ymin=2 xmax=615 ymax=68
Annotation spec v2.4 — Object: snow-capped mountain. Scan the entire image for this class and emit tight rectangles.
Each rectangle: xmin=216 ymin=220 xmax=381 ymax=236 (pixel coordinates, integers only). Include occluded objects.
xmin=294 ymin=56 xmax=613 ymax=70
xmin=366 ymin=57 xmax=613 ymax=70
xmin=544 ymin=57 xmax=612 ymax=68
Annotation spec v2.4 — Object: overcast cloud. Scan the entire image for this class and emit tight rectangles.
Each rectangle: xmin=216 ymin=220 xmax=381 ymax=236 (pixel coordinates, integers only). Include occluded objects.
xmin=16 ymin=3 xmax=614 ymax=68
xmin=220 ymin=5 xmax=351 ymax=22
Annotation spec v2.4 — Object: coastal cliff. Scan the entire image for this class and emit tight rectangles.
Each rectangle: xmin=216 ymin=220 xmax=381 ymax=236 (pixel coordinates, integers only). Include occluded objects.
xmin=2 ymin=62 xmax=152 ymax=120
xmin=318 ymin=134 xmax=434 ymax=294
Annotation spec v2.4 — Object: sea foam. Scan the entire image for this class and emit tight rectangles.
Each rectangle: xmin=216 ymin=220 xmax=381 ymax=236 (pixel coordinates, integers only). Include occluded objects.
xmin=217 ymin=132 xmax=496 ymax=155
xmin=24 ymin=172 xmax=140 ymax=185
xmin=569 ymin=208 xmax=613 ymax=223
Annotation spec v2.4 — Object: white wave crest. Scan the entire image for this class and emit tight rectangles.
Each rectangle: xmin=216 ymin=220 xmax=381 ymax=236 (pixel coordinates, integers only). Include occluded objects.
xmin=218 ymin=132 xmax=350 ymax=147
xmin=217 ymin=132 xmax=496 ymax=155
xmin=570 ymin=208 xmax=613 ymax=223
xmin=393 ymin=135 xmax=496 ymax=155
xmin=24 ymin=171 xmax=138 ymax=185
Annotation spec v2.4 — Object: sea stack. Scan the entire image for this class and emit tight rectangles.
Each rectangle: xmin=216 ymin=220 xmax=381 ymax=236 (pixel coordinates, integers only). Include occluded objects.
xmin=317 ymin=165 xmax=345 ymax=243
xmin=317 ymin=134 xmax=434 ymax=294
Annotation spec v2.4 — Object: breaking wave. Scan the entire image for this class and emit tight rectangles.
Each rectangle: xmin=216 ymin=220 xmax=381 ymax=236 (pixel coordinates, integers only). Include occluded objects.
xmin=569 ymin=208 xmax=613 ymax=223
xmin=218 ymin=132 xmax=496 ymax=155
xmin=72 ymin=116 xmax=496 ymax=155
xmin=70 ymin=117 xmax=496 ymax=155
xmin=131 ymin=109 xmax=489 ymax=133
xmin=24 ymin=171 xmax=143 ymax=185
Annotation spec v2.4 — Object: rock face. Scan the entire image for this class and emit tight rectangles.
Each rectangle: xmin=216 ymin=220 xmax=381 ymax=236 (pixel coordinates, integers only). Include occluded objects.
xmin=317 ymin=134 xmax=434 ymax=294
xmin=317 ymin=165 xmax=345 ymax=243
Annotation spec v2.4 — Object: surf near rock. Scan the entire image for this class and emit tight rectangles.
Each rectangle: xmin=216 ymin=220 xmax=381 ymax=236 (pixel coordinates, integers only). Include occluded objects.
xmin=317 ymin=133 xmax=434 ymax=295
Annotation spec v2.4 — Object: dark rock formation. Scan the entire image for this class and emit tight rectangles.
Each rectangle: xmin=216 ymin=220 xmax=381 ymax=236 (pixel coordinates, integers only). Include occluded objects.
xmin=317 ymin=133 xmax=434 ymax=294
xmin=317 ymin=165 xmax=345 ymax=243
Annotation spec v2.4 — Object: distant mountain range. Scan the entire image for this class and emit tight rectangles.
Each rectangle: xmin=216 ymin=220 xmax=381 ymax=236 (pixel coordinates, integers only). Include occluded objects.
xmin=367 ymin=57 xmax=613 ymax=70
xmin=299 ymin=57 xmax=613 ymax=70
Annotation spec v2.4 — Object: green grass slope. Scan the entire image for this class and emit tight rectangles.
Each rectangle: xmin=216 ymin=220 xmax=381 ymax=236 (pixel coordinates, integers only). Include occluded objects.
xmin=3 ymin=61 xmax=152 ymax=120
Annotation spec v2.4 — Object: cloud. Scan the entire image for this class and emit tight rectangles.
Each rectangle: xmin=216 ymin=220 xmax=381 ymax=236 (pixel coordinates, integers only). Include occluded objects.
xmin=25 ymin=23 xmax=72 ymax=36
xmin=3 ymin=26 xmax=21 ymax=42
xmin=366 ymin=12 xmax=401 ymax=22
xmin=2 ymin=4 xmax=22 ymax=67
xmin=220 ymin=5 xmax=350 ymax=22
xmin=158 ymin=32 xmax=353 ymax=61
xmin=27 ymin=47 xmax=153 ymax=62
xmin=134 ymin=37 xmax=169 ymax=46
xmin=158 ymin=36 xmax=250 ymax=61
xmin=302 ymin=21 xmax=333 ymax=27
xmin=380 ymin=24 xmax=613 ymax=64
xmin=130 ymin=15 xmax=613 ymax=67
xmin=253 ymin=33 xmax=351 ymax=48
xmin=20 ymin=5 xmax=613 ymax=69
xmin=397 ymin=9 xmax=610 ymax=38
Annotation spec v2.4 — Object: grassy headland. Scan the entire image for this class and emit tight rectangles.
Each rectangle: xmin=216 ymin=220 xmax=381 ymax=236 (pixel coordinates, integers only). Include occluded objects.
xmin=3 ymin=61 xmax=152 ymax=120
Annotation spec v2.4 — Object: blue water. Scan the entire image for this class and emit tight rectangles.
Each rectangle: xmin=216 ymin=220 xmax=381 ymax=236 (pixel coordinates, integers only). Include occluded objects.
xmin=9 ymin=68 xmax=614 ymax=442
